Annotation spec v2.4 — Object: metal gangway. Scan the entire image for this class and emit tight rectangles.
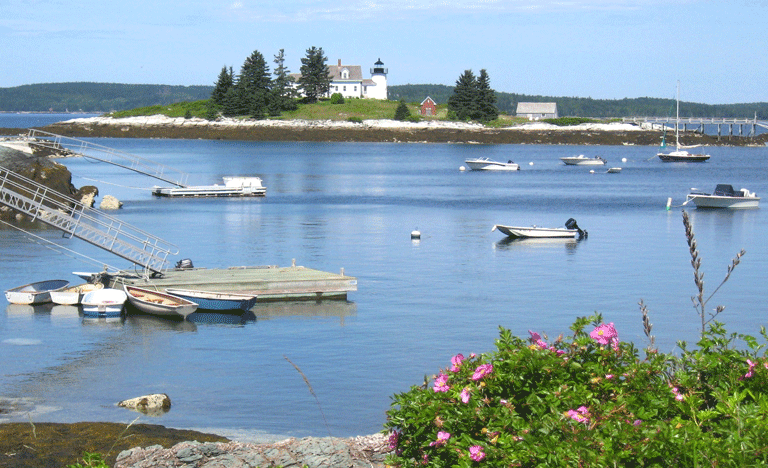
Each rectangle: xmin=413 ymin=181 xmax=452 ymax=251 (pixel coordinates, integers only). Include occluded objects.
xmin=26 ymin=128 xmax=190 ymax=187
xmin=0 ymin=165 xmax=178 ymax=277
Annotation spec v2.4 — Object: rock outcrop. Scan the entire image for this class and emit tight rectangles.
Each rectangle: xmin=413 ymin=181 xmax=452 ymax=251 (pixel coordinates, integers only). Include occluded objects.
xmin=118 ymin=393 xmax=172 ymax=416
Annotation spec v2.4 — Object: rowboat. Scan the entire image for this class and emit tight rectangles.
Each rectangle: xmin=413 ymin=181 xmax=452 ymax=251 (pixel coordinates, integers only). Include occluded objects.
xmin=124 ymin=285 xmax=198 ymax=319
xmin=164 ymin=288 xmax=257 ymax=312
xmin=50 ymin=283 xmax=104 ymax=305
xmin=492 ymin=218 xmax=588 ymax=239
xmin=684 ymin=185 xmax=760 ymax=209
xmin=82 ymin=288 xmax=128 ymax=317
xmin=4 ymin=279 xmax=70 ymax=305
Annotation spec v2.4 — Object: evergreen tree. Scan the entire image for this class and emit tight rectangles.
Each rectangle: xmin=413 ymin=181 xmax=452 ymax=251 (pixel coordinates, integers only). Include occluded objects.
xmin=447 ymin=70 xmax=478 ymax=121
xmin=269 ymin=49 xmax=297 ymax=115
xmin=237 ymin=49 xmax=272 ymax=118
xmin=298 ymin=46 xmax=330 ymax=103
xmin=476 ymin=69 xmax=499 ymax=122
xmin=211 ymin=66 xmax=234 ymax=106
xmin=394 ymin=100 xmax=411 ymax=121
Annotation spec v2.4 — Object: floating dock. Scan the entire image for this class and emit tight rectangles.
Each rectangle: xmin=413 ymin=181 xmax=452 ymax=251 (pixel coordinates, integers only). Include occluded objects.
xmin=85 ymin=263 xmax=357 ymax=302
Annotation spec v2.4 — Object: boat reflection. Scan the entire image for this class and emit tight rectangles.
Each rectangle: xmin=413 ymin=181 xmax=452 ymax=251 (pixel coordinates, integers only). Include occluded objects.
xmin=82 ymin=314 xmax=125 ymax=326
xmin=124 ymin=314 xmax=198 ymax=333
xmin=188 ymin=310 xmax=257 ymax=325
xmin=493 ymin=237 xmax=582 ymax=252
xmin=251 ymin=301 xmax=357 ymax=325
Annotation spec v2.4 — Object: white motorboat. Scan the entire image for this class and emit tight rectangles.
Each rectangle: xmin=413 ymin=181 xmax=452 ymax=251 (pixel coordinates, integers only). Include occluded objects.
xmin=492 ymin=218 xmax=587 ymax=239
xmin=82 ymin=288 xmax=128 ymax=317
xmin=684 ymin=185 xmax=760 ymax=209
xmin=560 ymin=155 xmax=607 ymax=166
xmin=4 ymin=279 xmax=69 ymax=305
xmin=50 ymin=282 xmax=104 ymax=305
xmin=464 ymin=158 xmax=520 ymax=171
xmin=152 ymin=176 xmax=266 ymax=197
xmin=657 ymin=82 xmax=710 ymax=163
xmin=124 ymin=285 xmax=198 ymax=319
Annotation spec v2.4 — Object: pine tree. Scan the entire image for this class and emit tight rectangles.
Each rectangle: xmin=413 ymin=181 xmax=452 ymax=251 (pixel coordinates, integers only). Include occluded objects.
xmin=211 ymin=66 xmax=234 ymax=107
xmin=394 ymin=100 xmax=411 ymax=121
xmin=476 ymin=69 xmax=499 ymax=122
xmin=269 ymin=49 xmax=297 ymax=115
xmin=237 ymin=49 xmax=272 ymax=119
xmin=298 ymin=46 xmax=330 ymax=103
xmin=447 ymin=70 xmax=478 ymax=121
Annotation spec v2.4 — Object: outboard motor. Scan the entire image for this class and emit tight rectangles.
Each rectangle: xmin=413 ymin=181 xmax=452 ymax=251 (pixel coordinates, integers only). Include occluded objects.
xmin=565 ymin=218 xmax=588 ymax=239
xmin=175 ymin=258 xmax=194 ymax=269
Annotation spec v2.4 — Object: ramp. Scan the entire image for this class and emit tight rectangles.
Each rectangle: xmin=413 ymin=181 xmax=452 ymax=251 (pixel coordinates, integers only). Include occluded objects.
xmin=0 ymin=166 xmax=178 ymax=276
xmin=26 ymin=129 xmax=190 ymax=187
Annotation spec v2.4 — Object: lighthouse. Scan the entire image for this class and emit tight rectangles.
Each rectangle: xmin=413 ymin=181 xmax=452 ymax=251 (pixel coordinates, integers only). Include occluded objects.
xmin=368 ymin=58 xmax=388 ymax=100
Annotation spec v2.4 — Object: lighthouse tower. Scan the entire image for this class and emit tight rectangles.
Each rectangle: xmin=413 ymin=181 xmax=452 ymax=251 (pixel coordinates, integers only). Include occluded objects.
xmin=368 ymin=58 xmax=388 ymax=100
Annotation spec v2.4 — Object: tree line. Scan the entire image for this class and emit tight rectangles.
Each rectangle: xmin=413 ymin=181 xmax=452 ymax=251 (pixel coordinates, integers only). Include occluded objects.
xmin=207 ymin=46 xmax=333 ymax=119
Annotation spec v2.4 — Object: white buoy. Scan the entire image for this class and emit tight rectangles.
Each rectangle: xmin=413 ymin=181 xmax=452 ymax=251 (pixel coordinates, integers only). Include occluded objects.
xmin=459 ymin=166 xmax=466 ymax=171
xmin=666 ymin=197 xmax=672 ymax=211
xmin=529 ymin=162 xmax=534 ymax=166
xmin=589 ymin=169 xmax=595 ymax=174
xmin=411 ymin=229 xmax=421 ymax=239
xmin=622 ymin=157 xmax=627 ymax=163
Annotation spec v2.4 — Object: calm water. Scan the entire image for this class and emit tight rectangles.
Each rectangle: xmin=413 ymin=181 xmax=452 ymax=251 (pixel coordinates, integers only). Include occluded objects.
xmin=1 ymin=128 xmax=767 ymax=441
xmin=0 ymin=113 xmax=100 ymax=129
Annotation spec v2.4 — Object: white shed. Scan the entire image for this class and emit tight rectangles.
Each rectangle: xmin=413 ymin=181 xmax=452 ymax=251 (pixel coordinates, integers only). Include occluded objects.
xmin=516 ymin=102 xmax=558 ymax=120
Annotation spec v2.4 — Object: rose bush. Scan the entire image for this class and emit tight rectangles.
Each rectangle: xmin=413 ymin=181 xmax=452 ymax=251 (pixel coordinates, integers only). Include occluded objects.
xmin=384 ymin=315 xmax=768 ymax=467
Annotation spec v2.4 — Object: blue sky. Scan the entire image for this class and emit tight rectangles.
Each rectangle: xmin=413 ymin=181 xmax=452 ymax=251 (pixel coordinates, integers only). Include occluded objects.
xmin=2 ymin=0 xmax=766 ymax=104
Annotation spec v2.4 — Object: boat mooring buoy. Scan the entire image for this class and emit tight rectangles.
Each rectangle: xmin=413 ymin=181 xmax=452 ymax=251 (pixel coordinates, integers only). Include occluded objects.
xmin=529 ymin=161 xmax=534 ymax=166
xmin=411 ymin=229 xmax=421 ymax=239
xmin=666 ymin=197 xmax=672 ymax=211
xmin=459 ymin=166 xmax=466 ymax=171
xmin=622 ymin=157 xmax=627 ymax=163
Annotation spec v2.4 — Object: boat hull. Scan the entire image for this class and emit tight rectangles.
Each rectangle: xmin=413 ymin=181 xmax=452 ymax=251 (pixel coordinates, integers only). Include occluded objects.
xmin=124 ymin=286 xmax=198 ymax=319
xmin=658 ymin=152 xmax=710 ymax=162
xmin=4 ymin=280 xmax=70 ymax=305
xmin=152 ymin=177 xmax=266 ymax=197
xmin=82 ymin=288 xmax=127 ymax=317
xmin=560 ymin=156 xmax=606 ymax=166
xmin=687 ymin=195 xmax=760 ymax=209
xmin=51 ymin=283 xmax=104 ymax=305
xmin=492 ymin=225 xmax=578 ymax=239
xmin=165 ymin=288 xmax=257 ymax=311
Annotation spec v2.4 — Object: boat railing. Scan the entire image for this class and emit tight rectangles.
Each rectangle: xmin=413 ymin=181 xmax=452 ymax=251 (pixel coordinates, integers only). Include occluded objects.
xmin=0 ymin=166 xmax=178 ymax=276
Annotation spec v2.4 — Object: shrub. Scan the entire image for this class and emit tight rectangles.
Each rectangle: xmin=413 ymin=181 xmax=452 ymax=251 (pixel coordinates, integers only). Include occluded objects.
xmin=394 ymin=100 xmax=411 ymax=121
xmin=347 ymin=116 xmax=363 ymax=124
xmin=385 ymin=212 xmax=768 ymax=467
xmin=330 ymin=93 xmax=345 ymax=104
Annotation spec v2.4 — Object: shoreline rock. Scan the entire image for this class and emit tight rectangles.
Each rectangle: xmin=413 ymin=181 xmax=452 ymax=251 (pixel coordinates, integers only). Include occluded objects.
xmin=36 ymin=115 xmax=766 ymax=146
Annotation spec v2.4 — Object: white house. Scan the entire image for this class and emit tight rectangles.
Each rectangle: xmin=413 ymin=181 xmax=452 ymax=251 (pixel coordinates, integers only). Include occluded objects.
xmin=516 ymin=102 xmax=558 ymax=120
xmin=292 ymin=58 xmax=388 ymax=100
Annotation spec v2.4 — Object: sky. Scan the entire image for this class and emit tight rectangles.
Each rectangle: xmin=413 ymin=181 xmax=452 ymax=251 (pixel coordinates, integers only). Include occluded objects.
xmin=2 ymin=0 xmax=766 ymax=104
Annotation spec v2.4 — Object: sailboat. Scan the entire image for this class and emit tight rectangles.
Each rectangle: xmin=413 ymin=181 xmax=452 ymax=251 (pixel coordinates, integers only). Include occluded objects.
xmin=657 ymin=83 xmax=710 ymax=163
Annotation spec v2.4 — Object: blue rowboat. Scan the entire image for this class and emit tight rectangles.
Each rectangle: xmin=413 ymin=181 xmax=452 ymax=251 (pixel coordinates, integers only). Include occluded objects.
xmin=164 ymin=288 xmax=257 ymax=312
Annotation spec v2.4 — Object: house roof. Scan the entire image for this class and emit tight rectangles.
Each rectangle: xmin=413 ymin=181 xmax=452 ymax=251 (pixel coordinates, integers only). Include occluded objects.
xmin=328 ymin=63 xmax=363 ymax=81
xmin=421 ymin=96 xmax=436 ymax=106
xmin=516 ymin=102 xmax=557 ymax=114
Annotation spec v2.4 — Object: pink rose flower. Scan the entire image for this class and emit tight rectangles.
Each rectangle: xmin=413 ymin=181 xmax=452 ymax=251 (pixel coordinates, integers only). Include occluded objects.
xmin=460 ymin=387 xmax=470 ymax=403
xmin=471 ymin=363 xmax=493 ymax=381
xmin=429 ymin=430 xmax=451 ymax=447
xmin=433 ymin=373 xmax=450 ymax=393
xmin=469 ymin=445 xmax=485 ymax=461
xmin=590 ymin=322 xmax=619 ymax=349
xmin=450 ymin=353 xmax=465 ymax=372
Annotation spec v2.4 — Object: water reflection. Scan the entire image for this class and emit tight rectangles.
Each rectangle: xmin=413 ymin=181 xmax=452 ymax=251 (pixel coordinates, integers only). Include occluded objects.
xmin=124 ymin=314 xmax=198 ymax=333
xmin=251 ymin=301 xmax=357 ymax=325
xmin=188 ymin=310 xmax=257 ymax=325
xmin=493 ymin=237 xmax=582 ymax=252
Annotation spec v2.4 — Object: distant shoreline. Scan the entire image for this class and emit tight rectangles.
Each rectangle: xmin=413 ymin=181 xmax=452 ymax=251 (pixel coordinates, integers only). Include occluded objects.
xmin=3 ymin=115 xmax=765 ymax=146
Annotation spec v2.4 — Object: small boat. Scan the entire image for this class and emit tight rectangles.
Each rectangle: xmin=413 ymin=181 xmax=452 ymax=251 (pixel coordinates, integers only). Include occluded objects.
xmin=4 ymin=279 xmax=70 ymax=305
xmin=82 ymin=288 xmax=128 ymax=317
xmin=50 ymin=283 xmax=104 ymax=305
xmin=684 ymin=185 xmax=760 ymax=209
xmin=165 ymin=288 xmax=257 ymax=312
xmin=606 ymin=167 xmax=622 ymax=174
xmin=152 ymin=176 xmax=266 ymax=197
xmin=124 ymin=285 xmax=198 ymax=319
xmin=492 ymin=218 xmax=588 ymax=239
xmin=560 ymin=155 xmax=607 ymax=166
xmin=464 ymin=158 xmax=520 ymax=171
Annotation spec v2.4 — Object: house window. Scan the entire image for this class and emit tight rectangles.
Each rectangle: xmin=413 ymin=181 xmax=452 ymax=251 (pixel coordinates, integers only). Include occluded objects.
xmin=343 ymin=86 xmax=346 ymax=92
xmin=354 ymin=86 xmax=357 ymax=92
xmin=342 ymin=69 xmax=349 ymax=79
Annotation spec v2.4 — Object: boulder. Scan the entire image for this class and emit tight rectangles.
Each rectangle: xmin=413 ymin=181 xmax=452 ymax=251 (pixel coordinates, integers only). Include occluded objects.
xmin=99 ymin=194 xmax=122 ymax=210
xmin=118 ymin=393 xmax=171 ymax=416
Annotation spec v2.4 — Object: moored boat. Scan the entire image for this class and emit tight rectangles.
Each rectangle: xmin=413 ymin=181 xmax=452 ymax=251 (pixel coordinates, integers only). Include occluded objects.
xmin=657 ymin=82 xmax=710 ymax=163
xmin=560 ymin=155 xmax=607 ymax=166
xmin=152 ymin=176 xmax=266 ymax=197
xmin=4 ymin=279 xmax=70 ymax=305
xmin=464 ymin=158 xmax=520 ymax=171
xmin=164 ymin=288 xmax=257 ymax=312
xmin=124 ymin=285 xmax=198 ymax=319
xmin=492 ymin=218 xmax=588 ymax=239
xmin=81 ymin=288 xmax=128 ymax=317
xmin=685 ymin=185 xmax=760 ymax=209
xmin=50 ymin=283 xmax=104 ymax=305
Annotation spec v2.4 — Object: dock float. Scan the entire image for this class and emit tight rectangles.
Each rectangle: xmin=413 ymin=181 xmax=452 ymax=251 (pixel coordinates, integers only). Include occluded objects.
xmin=87 ymin=264 xmax=356 ymax=302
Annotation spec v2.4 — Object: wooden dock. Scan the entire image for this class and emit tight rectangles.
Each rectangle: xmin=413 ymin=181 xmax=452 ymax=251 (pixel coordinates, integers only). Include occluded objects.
xmin=94 ymin=264 xmax=357 ymax=302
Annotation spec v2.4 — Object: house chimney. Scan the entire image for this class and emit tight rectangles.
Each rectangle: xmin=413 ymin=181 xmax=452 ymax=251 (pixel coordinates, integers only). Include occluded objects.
xmin=338 ymin=59 xmax=342 ymax=66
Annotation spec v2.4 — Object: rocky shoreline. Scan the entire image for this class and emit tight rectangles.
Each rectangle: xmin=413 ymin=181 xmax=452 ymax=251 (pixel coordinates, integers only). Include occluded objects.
xmin=11 ymin=115 xmax=765 ymax=146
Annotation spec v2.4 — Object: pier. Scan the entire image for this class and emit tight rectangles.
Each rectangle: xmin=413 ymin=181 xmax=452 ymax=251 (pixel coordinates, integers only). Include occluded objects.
xmin=622 ymin=117 xmax=768 ymax=139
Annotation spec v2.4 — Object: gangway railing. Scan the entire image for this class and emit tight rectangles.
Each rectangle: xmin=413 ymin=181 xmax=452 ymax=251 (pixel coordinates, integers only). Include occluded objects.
xmin=26 ymin=129 xmax=190 ymax=187
xmin=0 ymin=166 xmax=178 ymax=277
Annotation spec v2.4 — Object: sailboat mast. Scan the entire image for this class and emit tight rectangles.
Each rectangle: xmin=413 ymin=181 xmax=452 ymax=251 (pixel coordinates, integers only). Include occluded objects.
xmin=675 ymin=81 xmax=680 ymax=149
